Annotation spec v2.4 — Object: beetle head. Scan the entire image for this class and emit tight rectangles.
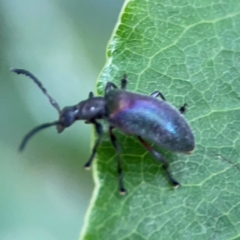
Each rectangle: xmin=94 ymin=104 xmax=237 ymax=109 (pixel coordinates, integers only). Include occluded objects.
xmin=57 ymin=106 xmax=79 ymax=133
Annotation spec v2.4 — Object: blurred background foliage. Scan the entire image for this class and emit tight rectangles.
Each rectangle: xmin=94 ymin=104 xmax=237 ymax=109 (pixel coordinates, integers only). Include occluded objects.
xmin=0 ymin=0 xmax=123 ymax=239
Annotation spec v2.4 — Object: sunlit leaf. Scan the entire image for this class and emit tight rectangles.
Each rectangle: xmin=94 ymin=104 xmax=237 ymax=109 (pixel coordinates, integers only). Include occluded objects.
xmin=81 ymin=1 xmax=240 ymax=239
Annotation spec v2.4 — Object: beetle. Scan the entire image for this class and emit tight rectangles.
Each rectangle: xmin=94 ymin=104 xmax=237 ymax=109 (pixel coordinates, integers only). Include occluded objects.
xmin=11 ymin=68 xmax=195 ymax=194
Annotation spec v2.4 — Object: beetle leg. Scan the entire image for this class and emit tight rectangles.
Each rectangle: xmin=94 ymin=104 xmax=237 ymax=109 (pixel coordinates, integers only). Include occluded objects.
xmin=88 ymin=91 xmax=94 ymax=99
xmin=84 ymin=120 xmax=103 ymax=169
xmin=150 ymin=91 xmax=166 ymax=101
xmin=105 ymin=82 xmax=118 ymax=93
xmin=121 ymin=74 xmax=128 ymax=90
xmin=109 ymin=127 xmax=126 ymax=195
xmin=179 ymin=103 xmax=188 ymax=114
xmin=138 ymin=136 xmax=179 ymax=187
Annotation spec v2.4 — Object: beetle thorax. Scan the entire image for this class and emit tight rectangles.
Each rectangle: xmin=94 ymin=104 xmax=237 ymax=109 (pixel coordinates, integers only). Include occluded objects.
xmin=77 ymin=97 xmax=106 ymax=120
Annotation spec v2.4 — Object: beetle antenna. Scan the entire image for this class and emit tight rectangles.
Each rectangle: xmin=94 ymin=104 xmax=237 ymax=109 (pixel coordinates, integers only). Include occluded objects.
xmin=19 ymin=121 xmax=60 ymax=152
xmin=10 ymin=68 xmax=61 ymax=114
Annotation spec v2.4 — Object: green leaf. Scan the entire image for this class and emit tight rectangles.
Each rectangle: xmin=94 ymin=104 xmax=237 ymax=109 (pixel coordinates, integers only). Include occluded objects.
xmin=80 ymin=0 xmax=240 ymax=239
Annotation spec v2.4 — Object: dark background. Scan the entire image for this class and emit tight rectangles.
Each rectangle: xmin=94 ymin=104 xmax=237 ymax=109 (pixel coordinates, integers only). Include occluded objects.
xmin=0 ymin=0 xmax=123 ymax=239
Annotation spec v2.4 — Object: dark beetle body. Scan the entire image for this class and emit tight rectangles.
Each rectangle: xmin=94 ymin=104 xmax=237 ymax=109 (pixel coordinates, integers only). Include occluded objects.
xmin=11 ymin=69 xmax=195 ymax=194
xmin=105 ymin=89 xmax=194 ymax=153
